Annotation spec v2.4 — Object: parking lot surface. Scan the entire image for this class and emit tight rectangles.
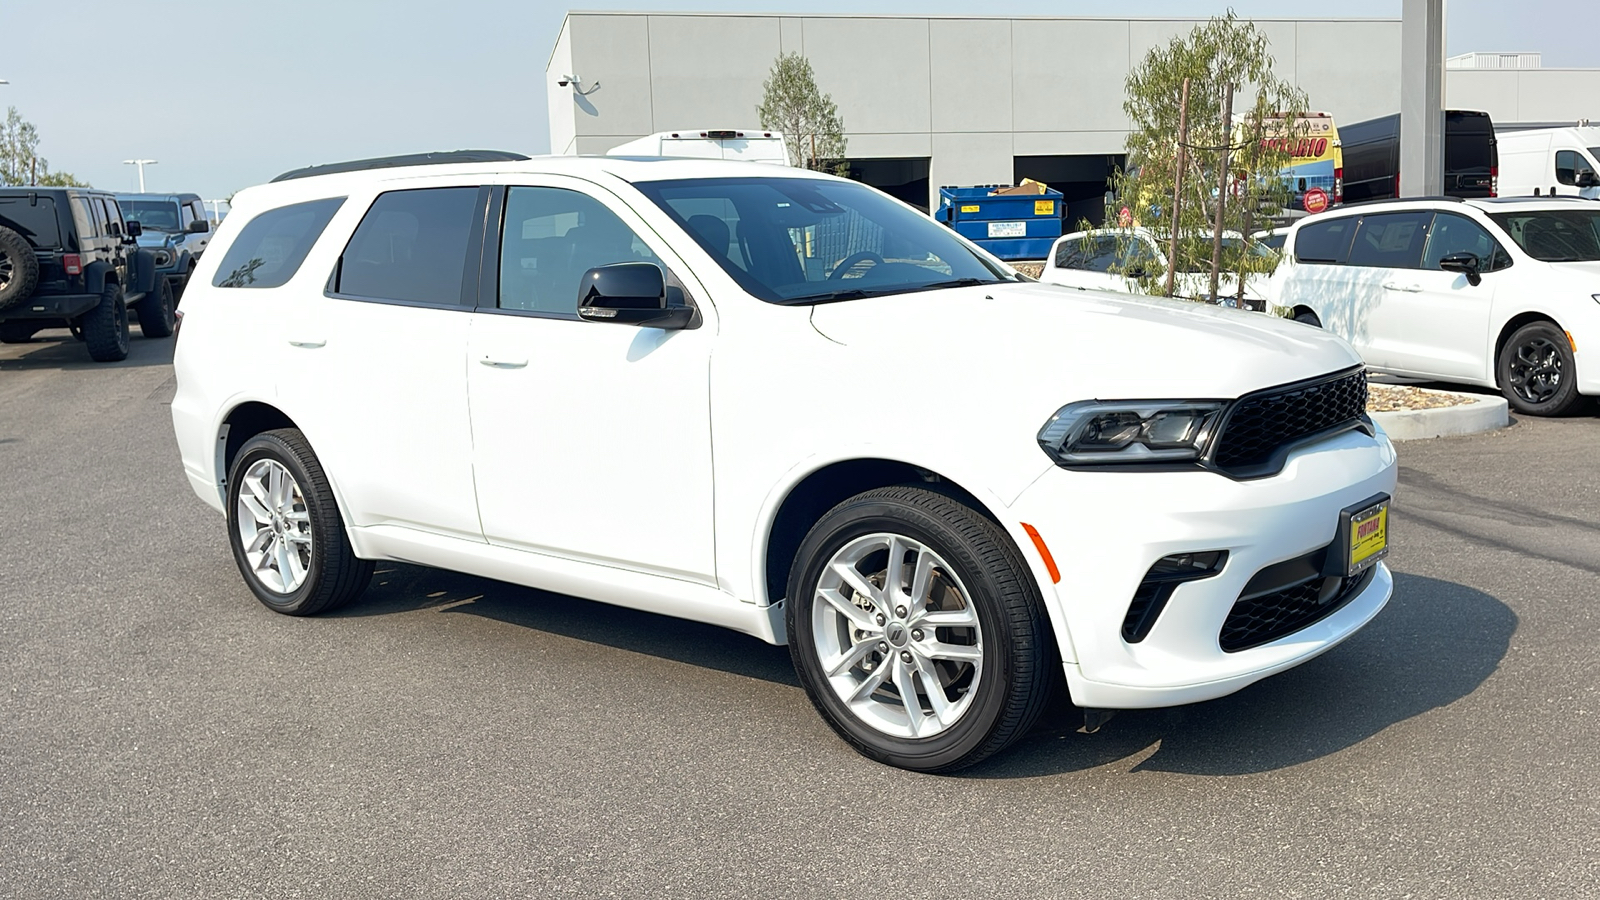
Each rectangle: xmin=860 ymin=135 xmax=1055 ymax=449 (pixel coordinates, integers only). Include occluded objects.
xmin=2 ymin=332 xmax=1597 ymax=899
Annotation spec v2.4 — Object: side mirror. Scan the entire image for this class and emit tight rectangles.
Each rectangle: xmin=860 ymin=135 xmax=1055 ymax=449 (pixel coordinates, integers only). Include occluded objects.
xmin=1576 ymin=170 xmax=1600 ymax=188
xmin=119 ymin=221 xmax=135 ymax=238
xmin=1438 ymin=252 xmax=1482 ymax=285
xmin=576 ymin=262 xmax=693 ymax=329
xmin=186 ymin=219 xmax=209 ymax=234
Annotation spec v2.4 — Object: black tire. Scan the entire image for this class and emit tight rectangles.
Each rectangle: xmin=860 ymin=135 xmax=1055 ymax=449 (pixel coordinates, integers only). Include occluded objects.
xmin=81 ymin=282 xmax=130 ymax=362
xmin=0 ymin=225 xmax=40 ymax=312
xmin=0 ymin=322 xmax=39 ymax=344
xmin=1497 ymin=320 xmax=1582 ymax=416
xmin=225 ymin=429 xmax=373 ymax=616
xmin=136 ymin=277 xmax=176 ymax=338
xmin=1293 ymin=310 xmax=1321 ymax=327
xmin=174 ymin=262 xmax=195 ymax=301
xmin=786 ymin=485 xmax=1056 ymax=773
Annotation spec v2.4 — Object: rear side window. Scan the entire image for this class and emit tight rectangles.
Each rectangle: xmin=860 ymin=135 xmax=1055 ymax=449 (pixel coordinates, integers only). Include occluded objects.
xmin=213 ymin=197 xmax=345 ymax=288
xmin=1346 ymin=212 xmax=1432 ymax=269
xmin=0 ymin=196 xmax=62 ymax=248
xmin=1293 ymin=216 xmax=1357 ymax=264
xmin=336 ymin=187 xmax=480 ymax=305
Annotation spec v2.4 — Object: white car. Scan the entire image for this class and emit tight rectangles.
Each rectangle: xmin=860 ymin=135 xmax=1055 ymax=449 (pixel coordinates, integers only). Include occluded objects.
xmin=1039 ymin=226 xmax=1277 ymax=310
xmin=1271 ymin=196 xmax=1600 ymax=415
xmin=171 ymin=152 xmax=1396 ymax=772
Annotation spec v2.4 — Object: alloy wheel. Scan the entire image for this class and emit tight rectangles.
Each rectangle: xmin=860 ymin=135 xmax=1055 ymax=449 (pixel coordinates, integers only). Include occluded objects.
xmin=1507 ymin=336 xmax=1563 ymax=405
xmin=235 ymin=459 xmax=314 ymax=593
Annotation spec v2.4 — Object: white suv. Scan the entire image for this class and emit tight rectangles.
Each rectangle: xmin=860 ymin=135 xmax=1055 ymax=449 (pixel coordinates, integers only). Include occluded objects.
xmin=1272 ymin=196 xmax=1600 ymax=415
xmin=172 ymin=152 xmax=1397 ymax=772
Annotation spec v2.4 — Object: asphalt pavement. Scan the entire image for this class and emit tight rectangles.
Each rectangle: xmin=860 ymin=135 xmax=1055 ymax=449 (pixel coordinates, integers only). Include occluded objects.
xmin=2 ymin=330 xmax=1596 ymax=899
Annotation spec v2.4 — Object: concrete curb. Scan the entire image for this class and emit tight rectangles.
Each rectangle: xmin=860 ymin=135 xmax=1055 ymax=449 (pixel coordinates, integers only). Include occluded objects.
xmin=1371 ymin=390 xmax=1509 ymax=441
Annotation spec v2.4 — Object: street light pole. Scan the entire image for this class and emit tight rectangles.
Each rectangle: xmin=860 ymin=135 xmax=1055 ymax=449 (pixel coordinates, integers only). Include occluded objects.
xmin=122 ymin=159 xmax=157 ymax=192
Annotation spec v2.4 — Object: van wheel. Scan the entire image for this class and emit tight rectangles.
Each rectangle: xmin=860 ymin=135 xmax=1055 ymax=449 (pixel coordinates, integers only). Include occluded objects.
xmin=81 ymin=283 xmax=130 ymax=362
xmin=1498 ymin=321 xmax=1581 ymax=416
xmin=786 ymin=486 xmax=1055 ymax=773
xmin=136 ymin=278 xmax=177 ymax=338
xmin=226 ymin=429 xmax=373 ymax=616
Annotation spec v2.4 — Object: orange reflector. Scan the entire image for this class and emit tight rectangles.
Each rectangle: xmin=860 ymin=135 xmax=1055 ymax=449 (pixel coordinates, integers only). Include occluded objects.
xmin=1567 ymin=331 xmax=1577 ymax=353
xmin=1020 ymin=523 xmax=1061 ymax=584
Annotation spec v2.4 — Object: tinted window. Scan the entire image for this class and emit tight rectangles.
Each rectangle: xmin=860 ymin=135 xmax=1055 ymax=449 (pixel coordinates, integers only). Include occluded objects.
xmin=1347 ymin=212 xmax=1431 ymax=269
xmin=1293 ymin=216 xmax=1358 ymax=264
xmin=1118 ymin=237 xmax=1160 ymax=275
xmin=1053 ymin=239 xmax=1086 ymax=269
xmin=636 ymin=177 xmax=1011 ymax=304
xmin=70 ymin=198 xmax=97 ymax=239
xmin=1554 ymin=150 xmax=1596 ymax=186
xmin=0 ymin=196 xmax=62 ymax=248
xmin=1423 ymin=213 xmax=1509 ymax=272
xmin=337 ymin=188 xmax=479 ymax=304
xmin=104 ymin=199 xmax=125 ymax=235
xmin=212 ymin=197 xmax=345 ymax=288
xmin=121 ymin=200 xmax=181 ymax=232
xmin=1488 ymin=209 xmax=1600 ymax=262
xmin=498 ymin=186 xmax=660 ymax=316
xmin=179 ymin=202 xmax=196 ymax=228
xmin=91 ymin=198 xmax=111 ymax=235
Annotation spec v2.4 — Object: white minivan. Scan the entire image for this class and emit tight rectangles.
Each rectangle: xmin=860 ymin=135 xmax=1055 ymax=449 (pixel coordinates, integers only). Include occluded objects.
xmin=172 ymin=152 xmax=1396 ymax=772
xmin=1497 ymin=125 xmax=1600 ymax=200
xmin=1272 ymin=196 xmax=1600 ymax=415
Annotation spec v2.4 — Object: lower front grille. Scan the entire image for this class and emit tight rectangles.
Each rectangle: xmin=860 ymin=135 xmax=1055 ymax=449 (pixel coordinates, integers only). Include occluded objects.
xmin=1218 ymin=567 xmax=1374 ymax=652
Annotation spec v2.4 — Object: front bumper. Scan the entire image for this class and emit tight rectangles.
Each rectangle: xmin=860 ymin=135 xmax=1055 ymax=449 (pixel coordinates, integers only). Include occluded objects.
xmin=1010 ymin=425 xmax=1398 ymax=709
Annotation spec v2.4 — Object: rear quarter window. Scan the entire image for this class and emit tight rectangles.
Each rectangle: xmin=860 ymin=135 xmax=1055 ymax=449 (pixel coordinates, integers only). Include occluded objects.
xmin=212 ymin=197 xmax=345 ymax=288
xmin=0 ymin=196 xmax=63 ymax=248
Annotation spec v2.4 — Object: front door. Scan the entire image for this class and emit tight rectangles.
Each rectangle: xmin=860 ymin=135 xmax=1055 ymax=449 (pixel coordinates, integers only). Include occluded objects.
xmin=1384 ymin=212 xmax=1501 ymax=380
xmin=466 ymin=179 xmax=718 ymax=584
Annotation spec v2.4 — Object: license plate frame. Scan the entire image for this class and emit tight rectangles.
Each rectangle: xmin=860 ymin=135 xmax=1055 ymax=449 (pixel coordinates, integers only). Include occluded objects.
xmin=1332 ymin=493 xmax=1390 ymax=578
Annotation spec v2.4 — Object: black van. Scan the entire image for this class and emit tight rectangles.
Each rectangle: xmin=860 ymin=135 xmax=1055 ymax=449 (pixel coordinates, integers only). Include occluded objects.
xmin=1341 ymin=110 xmax=1498 ymax=202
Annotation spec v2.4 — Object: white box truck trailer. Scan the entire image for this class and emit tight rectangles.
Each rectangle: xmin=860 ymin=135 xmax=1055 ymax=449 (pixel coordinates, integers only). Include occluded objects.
xmin=606 ymin=129 xmax=791 ymax=165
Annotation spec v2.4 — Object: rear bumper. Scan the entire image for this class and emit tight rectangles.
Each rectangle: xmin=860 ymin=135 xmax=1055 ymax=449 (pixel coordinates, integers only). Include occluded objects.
xmin=0 ymin=292 xmax=100 ymax=320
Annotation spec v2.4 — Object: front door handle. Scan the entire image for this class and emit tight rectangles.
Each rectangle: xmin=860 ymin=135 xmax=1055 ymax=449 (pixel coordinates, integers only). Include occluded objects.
xmin=1381 ymin=282 xmax=1421 ymax=293
xmin=479 ymin=356 xmax=527 ymax=369
xmin=287 ymin=338 xmax=326 ymax=349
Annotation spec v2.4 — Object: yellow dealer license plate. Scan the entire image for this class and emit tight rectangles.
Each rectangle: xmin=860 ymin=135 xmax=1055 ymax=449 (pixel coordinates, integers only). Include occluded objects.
xmin=1344 ymin=498 xmax=1389 ymax=577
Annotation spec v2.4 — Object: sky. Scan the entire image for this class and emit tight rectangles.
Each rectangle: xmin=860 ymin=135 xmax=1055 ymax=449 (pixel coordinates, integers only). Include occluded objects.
xmin=3 ymin=0 xmax=1594 ymax=200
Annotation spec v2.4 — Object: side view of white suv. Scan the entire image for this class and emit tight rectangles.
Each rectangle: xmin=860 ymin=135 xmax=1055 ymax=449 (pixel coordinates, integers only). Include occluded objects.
xmin=172 ymin=151 xmax=1397 ymax=772
xmin=1271 ymin=196 xmax=1600 ymax=416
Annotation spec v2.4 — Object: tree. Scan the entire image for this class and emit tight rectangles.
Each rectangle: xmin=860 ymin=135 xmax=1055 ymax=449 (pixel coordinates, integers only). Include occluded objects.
xmin=0 ymin=106 xmax=87 ymax=187
xmin=1102 ymin=13 xmax=1310 ymax=302
xmin=758 ymin=52 xmax=847 ymax=173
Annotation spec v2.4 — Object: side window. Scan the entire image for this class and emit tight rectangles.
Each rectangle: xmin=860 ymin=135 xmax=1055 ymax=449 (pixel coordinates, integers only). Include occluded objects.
xmin=90 ymin=198 xmax=111 ymax=236
xmin=1294 ymin=217 xmax=1357 ymax=264
xmin=1087 ymin=236 xmax=1121 ymax=273
xmin=192 ymin=201 xmax=210 ymax=227
xmin=212 ymin=197 xmax=345 ymax=288
xmin=1423 ymin=213 xmax=1509 ymax=273
xmin=498 ymin=186 xmax=660 ymax=316
xmin=180 ymin=202 xmax=196 ymax=229
xmin=1119 ymin=238 xmax=1160 ymax=275
xmin=1555 ymin=150 xmax=1580 ymax=186
xmin=1346 ymin=212 xmax=1432 ymax=269
xmin=71 ymin=198 xmax=98 ymax=238
xmin=1053 ymin=239 xmax=1086 ymax=270
xmin=336 ymin=187 xmax=480 ymax=305
xmin=104 ymin=199 xmax=125 ymax=236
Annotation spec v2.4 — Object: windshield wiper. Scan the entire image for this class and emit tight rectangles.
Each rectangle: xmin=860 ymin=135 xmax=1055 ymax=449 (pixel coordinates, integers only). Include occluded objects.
xmin=785 ymin=277 xmax=1006 ymax=304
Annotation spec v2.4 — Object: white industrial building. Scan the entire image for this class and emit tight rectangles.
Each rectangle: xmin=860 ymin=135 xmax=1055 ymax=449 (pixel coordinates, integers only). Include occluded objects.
xmin=546 ymin=12 xmax=1600 ymax=217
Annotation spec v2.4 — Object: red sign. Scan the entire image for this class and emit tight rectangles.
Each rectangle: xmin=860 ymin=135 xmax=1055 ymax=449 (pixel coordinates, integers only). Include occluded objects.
xmin=1118 ymin=206 xmax=1133 ymax=227
xmin=1303 ymin=187 xmax=1330 ymax=214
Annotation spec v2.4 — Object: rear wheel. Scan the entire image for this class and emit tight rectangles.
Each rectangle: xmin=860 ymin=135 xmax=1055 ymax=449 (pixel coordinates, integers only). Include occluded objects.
xmin=81 ymin=282 xmax=130 ymax=362
xmin=136 ymin=278 xmax=176 ymax=338
xmin=1498 ymin=321 xmax=1581 ymax=416
xmin=787 ymin=486 xmax=1055 ymax=773
xmin=0 ymin=322 xmax=39 ymax=344
xmin=0 ymin=225 xmax=39 ymax=312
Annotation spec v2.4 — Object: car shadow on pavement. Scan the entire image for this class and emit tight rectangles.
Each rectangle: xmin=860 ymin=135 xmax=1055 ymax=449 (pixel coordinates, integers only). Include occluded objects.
xmin=0 ymin=331 xmax=174 ymax=371
xmin=966 ymin=572 xmax=1515 ymax=778
xmin=332 ymin=563 xmax=800 ymax=687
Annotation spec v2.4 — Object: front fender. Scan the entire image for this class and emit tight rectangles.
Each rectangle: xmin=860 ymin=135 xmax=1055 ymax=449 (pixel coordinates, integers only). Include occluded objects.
xmin=127 ymin=248 xmax=161 ymax=295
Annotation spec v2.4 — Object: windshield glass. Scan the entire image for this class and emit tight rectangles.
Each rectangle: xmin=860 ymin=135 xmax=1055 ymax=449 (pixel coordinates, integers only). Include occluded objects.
xmin=120 ymin=200 xmax=180 ymax=232
xmin=632 ymin=176 xmax=1013 ymax=303
xmin=1488 ymin=209 xmax=1600 ymax=262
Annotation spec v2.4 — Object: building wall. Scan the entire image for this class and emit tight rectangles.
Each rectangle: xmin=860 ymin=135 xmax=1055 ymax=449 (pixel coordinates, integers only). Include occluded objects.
xmin=549 ymin=13 xmax=1588 ymax=207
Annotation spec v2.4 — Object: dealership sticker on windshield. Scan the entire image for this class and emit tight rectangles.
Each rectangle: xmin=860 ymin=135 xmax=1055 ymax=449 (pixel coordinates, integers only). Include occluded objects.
xmin=1345 ymin=499 xmax=1389 ymax=577
xmin=987 ymin=221 xmax=1026 ymax=238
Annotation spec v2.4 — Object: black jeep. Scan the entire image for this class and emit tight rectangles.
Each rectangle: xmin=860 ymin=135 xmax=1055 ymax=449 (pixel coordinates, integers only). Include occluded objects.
xmin=0 ymin=187 xmax=176 ymax=361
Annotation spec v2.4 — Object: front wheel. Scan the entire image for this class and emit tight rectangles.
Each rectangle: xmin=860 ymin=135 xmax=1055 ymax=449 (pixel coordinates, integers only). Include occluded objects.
xmin=136 ymin=278 xmax=177 ymax=338
xmin=1498 ymin=321 xmax=1582 ymax=416
xmin=226 ymin=429 xmax=373 ymax=615
xmin=787 ymin=486 xmax=1055 ymax=772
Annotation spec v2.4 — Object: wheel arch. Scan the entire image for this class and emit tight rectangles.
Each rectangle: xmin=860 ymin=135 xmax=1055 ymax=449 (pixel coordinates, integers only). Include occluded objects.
xmin=1494 ymin=311 xmax=1566 ymax=372
xmin=218 ymin=401 xmax=300 ymax=493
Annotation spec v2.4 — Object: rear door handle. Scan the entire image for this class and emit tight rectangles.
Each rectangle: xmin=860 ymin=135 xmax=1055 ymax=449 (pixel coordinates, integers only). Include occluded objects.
xmin=1381 ymin=282 xmax=1421 ymax=293
xmin=479 ymin=356 xmax=527 ymax=369
xmin=287 ymin=338 xmax=326 ymax=348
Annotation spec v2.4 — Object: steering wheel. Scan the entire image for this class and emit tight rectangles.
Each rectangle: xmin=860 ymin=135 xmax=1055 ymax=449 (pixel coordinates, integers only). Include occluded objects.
xmin=828 ymin=251 xmax=885 ymax=280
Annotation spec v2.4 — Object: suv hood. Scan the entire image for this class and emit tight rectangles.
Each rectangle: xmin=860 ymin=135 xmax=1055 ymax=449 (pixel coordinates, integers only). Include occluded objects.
xmin=808 ymin=282 xmax=1363 ymax=402
xmin=136 ymin=232 xmax=178 ymax=248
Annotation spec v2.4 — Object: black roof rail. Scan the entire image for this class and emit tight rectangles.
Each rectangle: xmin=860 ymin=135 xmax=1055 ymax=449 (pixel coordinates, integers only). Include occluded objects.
xmin=270 ymin=150 xmax=531 ymax=183
xmin=1337 ymin=195 xmax=1467 ymax=208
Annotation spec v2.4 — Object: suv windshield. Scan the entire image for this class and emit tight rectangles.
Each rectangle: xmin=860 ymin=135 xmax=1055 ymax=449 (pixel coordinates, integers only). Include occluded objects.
xmin=1488 ymin=209 xmax=1600 ymax=262
xmin=633 ymin=176 xmax=1015 ymax=303
xmin=120 ymin=200 xmax=181 ymax=232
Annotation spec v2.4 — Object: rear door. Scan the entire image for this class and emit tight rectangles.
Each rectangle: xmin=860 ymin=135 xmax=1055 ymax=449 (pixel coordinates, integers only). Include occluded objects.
xmin=1445 ymin=112 xmax=1497 ymax=198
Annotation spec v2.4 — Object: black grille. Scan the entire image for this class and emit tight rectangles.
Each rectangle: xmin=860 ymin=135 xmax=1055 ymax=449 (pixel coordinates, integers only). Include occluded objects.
xmin=1218 ymin=568 xmax=1372 ymax=652
xmin=1212 ymin=369 xmax=1368 ymax=476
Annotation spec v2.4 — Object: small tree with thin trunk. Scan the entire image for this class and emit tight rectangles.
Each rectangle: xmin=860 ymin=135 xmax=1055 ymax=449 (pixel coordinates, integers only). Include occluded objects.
xmin=0 ymin=107 xmax=86 ymax=187
xmin=758 ymin=52 xmax=847 ymax=173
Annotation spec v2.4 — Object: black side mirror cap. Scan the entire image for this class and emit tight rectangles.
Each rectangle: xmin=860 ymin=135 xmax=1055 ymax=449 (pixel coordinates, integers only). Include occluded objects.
xmin=1438 ymin=252 xmax=1482 ymax=285
xmin=186 ymin=219 xmax=209 ymax=233
xmin=1575 ymin=171 xmax=1600 ymax=188
xmin=576 ymin=262 xmax=694 ymax=329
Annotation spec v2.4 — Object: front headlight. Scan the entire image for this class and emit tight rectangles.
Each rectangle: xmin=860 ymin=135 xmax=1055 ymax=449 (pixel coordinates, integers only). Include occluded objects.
xmin=151 ymin=249 xmax=173 ymax=267
xmin=1037 ymin=400 xmax=1226 ymax=465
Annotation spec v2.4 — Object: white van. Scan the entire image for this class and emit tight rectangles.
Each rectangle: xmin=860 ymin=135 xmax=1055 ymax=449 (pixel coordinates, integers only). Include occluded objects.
xmin=606 ymin=129 xmax=791 ymax=166
xmin=1496 ymin=125 xmax=1600 ymax=199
